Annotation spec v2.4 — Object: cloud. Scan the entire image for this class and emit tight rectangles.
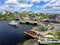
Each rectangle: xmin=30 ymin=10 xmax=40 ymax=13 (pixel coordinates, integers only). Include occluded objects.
xmin=17 ymin=0 xmax=30 ymax=3
xmin=35 ymin=0 xmax=60 ymax=13
xmin=5 ymin=0 xmax=33 ymax=7
xmin=0 ymin=5 xmax=8 ymax=9
xmin=0 ymin=6 xmax=5 ymax=9
xmin=31 ymin=0 xmax=50 ymax=4
xmin=5 ymin=0 xmax=19 ymax=5
xmin=0 ymin=0 xmax=60 ymax=13
xmin=2 ymin=0 xmax=33 ymax=12
xmin=42 ymin=0 xmax=51 ymax=2
xmin=31 ymin=0 xmax=41 ymax=4
xmin=18 ymin=3 xmax=33 ymax=8
xmin=43 ymin=0 xmax=60 ymax=8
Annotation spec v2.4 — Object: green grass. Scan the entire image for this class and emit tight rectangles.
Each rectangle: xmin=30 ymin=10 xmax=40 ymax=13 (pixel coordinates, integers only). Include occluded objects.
xmin=55 ymin=32 xmax=60 ymax=40
xmin=48 ymin=31 xmax=60 ymax=40
xmin=0 ymin=14 xmax=19 ymax=19
xmin=37 ymin=14 xmax=46 ymax=18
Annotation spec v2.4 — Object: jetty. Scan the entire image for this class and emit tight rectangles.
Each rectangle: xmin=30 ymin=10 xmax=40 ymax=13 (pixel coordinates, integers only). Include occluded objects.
xmin=24 ymin=29 xmax=52 ymax=39
xmin=19 ymin=19 xmax=38 ymax=25
xmin=24 ymin=30 xmax=43 ymax=39
xmin=24 ymin=22 xmax=54 ymax=39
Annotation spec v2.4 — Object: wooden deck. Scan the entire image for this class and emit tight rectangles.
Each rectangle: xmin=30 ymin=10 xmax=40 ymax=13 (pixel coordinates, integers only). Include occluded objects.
xmin=24 ymin=30 xmax=43 ymax=39
xmin=24 ymin=29 xmax=52 ymax=39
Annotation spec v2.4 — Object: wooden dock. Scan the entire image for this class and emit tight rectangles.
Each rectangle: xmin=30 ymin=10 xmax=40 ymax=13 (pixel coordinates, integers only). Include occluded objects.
xmin=19 ymin=20 xmax=38 ymax=25
xmin=24 ymin=30 xmax=43 ymax=39
xmin=24 ymin=29 xmax=52 ymax=39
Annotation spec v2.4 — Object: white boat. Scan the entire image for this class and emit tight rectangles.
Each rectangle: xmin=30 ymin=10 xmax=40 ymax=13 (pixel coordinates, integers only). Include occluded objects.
xmin=9 ymin=20 xmax=18 ymax=26
xmin=38 ymin=38 xmax=60 ymax=44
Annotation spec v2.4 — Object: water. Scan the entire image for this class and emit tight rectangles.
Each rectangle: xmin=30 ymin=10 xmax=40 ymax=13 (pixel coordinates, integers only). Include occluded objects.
xmin=0 ymin=20 xmax=34 ymax=45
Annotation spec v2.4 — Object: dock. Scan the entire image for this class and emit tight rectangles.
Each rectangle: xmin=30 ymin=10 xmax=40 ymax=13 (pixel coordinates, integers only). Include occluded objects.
xmin=24 ymin=30 xmax=43 ymax=39
xmin=24 ymin=29 xmax=52 ymax=39
xmin=19 ymin=20 xmax=38 ymax=25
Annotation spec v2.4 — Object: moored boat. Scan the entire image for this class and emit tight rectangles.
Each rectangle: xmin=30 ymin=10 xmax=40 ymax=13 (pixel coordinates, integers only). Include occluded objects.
xmin=9 ymin=20 xmax=19 ymax=26
xmin=38 ymin=38 xmax=60 ymax=44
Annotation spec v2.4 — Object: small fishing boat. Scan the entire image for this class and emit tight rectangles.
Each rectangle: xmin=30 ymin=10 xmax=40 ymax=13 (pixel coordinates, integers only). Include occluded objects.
xmin=9 ymin=20 xmax=18 ymax=26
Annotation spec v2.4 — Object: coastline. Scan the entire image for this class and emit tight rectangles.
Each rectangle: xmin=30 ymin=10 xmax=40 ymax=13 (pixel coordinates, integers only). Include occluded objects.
xmin=0 ymin=18 xmax=17 ymax=20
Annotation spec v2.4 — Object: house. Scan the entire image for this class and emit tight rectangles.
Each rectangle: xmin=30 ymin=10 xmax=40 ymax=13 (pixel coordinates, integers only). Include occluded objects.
xmin=29 ymin=15 xmax=35 ymax=20
xmin=2 ymin=11 xmax=10 ymax=15
xmin=57 ymin=15 xmax=60 ymax=22
xmin=47 ymin=14 xmax=60 ymax=22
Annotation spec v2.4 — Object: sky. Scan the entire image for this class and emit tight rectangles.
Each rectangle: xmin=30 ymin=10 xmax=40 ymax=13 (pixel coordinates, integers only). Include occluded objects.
xmin=0 ymin=0 xmax=60 ymax=14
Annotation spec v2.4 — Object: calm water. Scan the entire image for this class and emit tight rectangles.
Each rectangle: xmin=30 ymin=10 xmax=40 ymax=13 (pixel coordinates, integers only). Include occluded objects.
xmin=0 ymin=20 xmax=35 ymax=45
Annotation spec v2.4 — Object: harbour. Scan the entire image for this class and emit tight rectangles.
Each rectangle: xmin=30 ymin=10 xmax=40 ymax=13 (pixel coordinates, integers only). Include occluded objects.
xmin=0 ymin=20 xmax=60 ymax=45
xmin=0 ymin=20 xmax=35 ymax=45
xmin=23 ymin=22 xmax=60 ymax=45
xmin=0 ymin=0 xmax=60 ymax=45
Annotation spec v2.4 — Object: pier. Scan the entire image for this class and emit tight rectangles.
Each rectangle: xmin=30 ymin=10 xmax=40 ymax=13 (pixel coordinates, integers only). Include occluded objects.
xmin=19 ymin=20 xmax=38 ymax=25
xmin=24 ymin=29 xmax=52 ymax=39
xmin=24 ymin=30 xmax=43 ymax=39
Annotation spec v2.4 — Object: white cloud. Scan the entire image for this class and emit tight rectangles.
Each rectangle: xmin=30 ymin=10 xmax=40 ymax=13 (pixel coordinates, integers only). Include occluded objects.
xmin=31 ymin=0 xmax=41 ymax=4
xmin=20 ymin=9 xmax=28 ymax=12
xmin=49 ymin=0 xmax=57 ymax=4
xmin=38 ymin=0 xmax=60 ymax=10
xmin=31 ymin=0 xmax=50 ymax=4
xmin=0 ymin=5 xmax=9 ymax=12
xmin=0 ymin=5 xmax=8 ymax=10
xmin=10 ymin=4 xmax=32 ymax=8
xmin=19 ymin=3 xmax=33 ymax=8
xmin=5 ymin=0 xmax=33 ymax=8
xmin=4 ymin=0 xmax=34 ymax=12
xmin=17 ymin=0 xmax=30 ymax=3
xmin=5 ymin=0 xmax=19 ymax=5
xmin=35 ymin=0 xmax=60 ymax=14
xmin=1 ymin=0 xmax=60 ymax=13
xmin=0 ymin=6 xmax=5 ymax=9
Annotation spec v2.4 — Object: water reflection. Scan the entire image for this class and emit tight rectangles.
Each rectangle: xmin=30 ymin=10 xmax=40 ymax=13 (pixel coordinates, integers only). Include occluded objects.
xmin=0 ymin=20 xmax=34 ymax=45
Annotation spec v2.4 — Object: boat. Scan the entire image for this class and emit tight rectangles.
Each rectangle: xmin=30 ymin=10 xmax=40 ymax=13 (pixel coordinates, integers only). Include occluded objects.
xmin=38 ymin=38 xmax=60 ymax=44
xmin=9 ymin=20 xmax=19 ymax=26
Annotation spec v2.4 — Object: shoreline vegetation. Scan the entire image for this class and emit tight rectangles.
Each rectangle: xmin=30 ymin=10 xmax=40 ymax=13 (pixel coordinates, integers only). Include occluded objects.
xmin=0 ymin=11 xmax=47 ymax=20
xmin=0 ymin=13 xmax=19 ymax=20
xmin=0 ymin=11 xmax=60 ymax=21
xmin=0 ymin=11 xmax=60 ymax=24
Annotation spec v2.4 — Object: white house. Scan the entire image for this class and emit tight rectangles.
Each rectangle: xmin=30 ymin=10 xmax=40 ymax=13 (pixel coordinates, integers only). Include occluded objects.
xmin=2 ymin=11 xmax=10 ymax=15
xmin=47 ymin=14 xmax=60 ymax=22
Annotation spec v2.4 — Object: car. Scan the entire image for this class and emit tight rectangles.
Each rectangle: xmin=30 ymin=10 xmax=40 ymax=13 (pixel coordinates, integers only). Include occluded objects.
xmin=40 ymin=19 xmax=49 ymax=22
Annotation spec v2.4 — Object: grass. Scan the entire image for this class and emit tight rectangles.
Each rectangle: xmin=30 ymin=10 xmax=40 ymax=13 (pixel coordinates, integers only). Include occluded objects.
xmin=55 ymin=32 xmax=60 ymax=40
xmin=0 ymin=13 xmax=49 ymax=20
xmin=46 ymin=32 xmax=60 ymax=45
xmin=37 ymin=14 xmax=46 ymax=18
xmin=0 ymin=13 xmax=20 ymax=19
xmin=48 ymin=31 xmax=60 ymax=40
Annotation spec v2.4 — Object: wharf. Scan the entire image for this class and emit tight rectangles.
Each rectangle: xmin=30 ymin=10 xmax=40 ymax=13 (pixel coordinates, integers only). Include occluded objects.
xmin=24 ymin=30 xmax=43 ymax=39
xmin=24 ymin=29 xmax=52 ymax=39
xmin=19 ymin=20 xmax=38 ymax=25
